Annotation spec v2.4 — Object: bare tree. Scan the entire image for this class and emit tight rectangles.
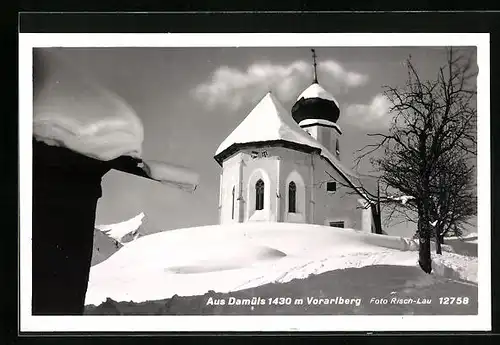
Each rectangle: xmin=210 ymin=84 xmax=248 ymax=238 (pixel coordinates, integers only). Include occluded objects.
xmin=352 ymin=47 xmax=477 ymax=273
xmin=428 ymin=148 xmax=477 ymax=254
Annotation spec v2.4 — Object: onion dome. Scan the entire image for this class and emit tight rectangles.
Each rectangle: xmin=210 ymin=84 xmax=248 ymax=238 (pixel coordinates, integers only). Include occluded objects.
xmin=291 ymin=82 xmax=340 ymax=126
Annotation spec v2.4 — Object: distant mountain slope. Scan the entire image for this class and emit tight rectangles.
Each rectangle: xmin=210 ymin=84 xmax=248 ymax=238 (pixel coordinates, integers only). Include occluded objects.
xmin=91 ymin=213 xmax=148 ymax=266
xmin=91 ymin=229 xmax=123 ymax=266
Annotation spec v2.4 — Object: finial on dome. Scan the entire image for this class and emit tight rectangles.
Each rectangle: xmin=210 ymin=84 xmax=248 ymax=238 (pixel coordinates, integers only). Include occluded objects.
xmin=311 ymin=48 xmax=318 ymax=84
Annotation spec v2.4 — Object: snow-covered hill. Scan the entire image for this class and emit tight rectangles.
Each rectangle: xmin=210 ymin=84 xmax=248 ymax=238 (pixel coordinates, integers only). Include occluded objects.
xmin=85 ymin=222 xmax=477 ymax=306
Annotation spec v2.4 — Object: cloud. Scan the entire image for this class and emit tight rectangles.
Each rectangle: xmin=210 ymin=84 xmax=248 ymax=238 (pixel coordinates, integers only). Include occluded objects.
xmin=344 ymin=94 xmax=393 ymax=128
xmin=192 ymin=60 xmax=368 ymax=111
xmin=318 ymin=61 xmax=369 ymax=88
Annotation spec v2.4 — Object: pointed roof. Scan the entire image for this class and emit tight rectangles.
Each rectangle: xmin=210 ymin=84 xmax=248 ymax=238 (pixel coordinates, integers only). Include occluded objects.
xmin=215 ymin=92 xmax=321 ymax=157
xmin=296 ymin=82 xmax=339 ymax=108
xmin=214 ymin=92 xmax=370 ymax=201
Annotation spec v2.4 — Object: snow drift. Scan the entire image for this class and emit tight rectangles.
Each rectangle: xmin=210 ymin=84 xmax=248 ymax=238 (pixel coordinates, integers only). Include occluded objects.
xmin=86 ymin=222 xmax=478 ymax=306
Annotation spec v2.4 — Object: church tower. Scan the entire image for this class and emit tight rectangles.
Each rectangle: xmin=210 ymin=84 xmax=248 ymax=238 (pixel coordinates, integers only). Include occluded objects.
xmin=214 ymin=49 xmax=375 ymax=230
xmin=291 ymin=49 xmax=342 ymax=159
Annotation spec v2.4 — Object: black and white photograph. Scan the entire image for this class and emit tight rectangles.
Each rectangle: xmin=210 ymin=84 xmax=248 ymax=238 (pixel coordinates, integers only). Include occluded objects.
xmin=19 ymin=32 xmax=490 ymax=332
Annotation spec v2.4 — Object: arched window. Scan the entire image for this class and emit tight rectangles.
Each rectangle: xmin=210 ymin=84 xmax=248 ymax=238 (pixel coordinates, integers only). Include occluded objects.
xmin=335 ymin=139 xmax=340 ymax=156
xmin=288 ymin=181 xmax=297 ymax=213
xmin=255 ymin=179 xmax=264 ymax=210
xmin=231 ymin=186 xmax=235 ymax=219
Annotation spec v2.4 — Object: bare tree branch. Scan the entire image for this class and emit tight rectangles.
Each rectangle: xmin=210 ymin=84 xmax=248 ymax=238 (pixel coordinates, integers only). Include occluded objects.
xmin=348 ymin=47 xmax=477 ymax=269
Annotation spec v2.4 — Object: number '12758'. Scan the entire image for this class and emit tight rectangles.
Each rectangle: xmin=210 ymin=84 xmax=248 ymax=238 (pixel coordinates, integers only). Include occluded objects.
xmin=439 ymin=297 xmax=469 ymax=305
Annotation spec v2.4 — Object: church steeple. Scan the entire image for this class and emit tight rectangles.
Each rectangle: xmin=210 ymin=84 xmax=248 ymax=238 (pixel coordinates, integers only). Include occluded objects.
xmin=311 ymin=48 xmax=318 ymax=84
xmin=291 ymin=49 xmax=341 ymax=126
xmin=291 ymin=49 xmax=343 ymax=159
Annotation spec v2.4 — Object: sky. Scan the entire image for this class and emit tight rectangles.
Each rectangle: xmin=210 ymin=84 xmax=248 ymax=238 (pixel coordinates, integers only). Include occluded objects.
xmin=35 ymin=46 xmax=477 ymax=237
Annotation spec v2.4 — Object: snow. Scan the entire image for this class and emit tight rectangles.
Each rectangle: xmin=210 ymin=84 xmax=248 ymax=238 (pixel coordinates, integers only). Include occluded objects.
xmin=441 ymin=234 xmax=478 ymax=257
xmin=33 ymin=50 xmax=200 ymax=192
xmin=96 ymin=212 xmax=145 ymax=243
xmin=85 ymin=221 xmax=477 ymax=306
xmin=86 ymin=264 xmax=478 ymax=316
xmin=298 ymin=118 xmax=342 ymax=133
xmin=447 ymin=232 xmax=478 ymax=241
xmin=34 ymin=50 xmax=144 ymax=161
xmin=141 ymin=160 xmax=200 ymax=193
xmin=388 ymin=195 xmax=415 ymax=205
xmin=296 ymin=83 xmax=340 ymax=108
xmin=215 ymin=92 xmax=360 ymax=182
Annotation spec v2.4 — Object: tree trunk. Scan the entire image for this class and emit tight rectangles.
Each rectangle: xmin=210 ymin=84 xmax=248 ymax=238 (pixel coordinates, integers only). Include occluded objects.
xmin=371 ymin=204 xmax=383 ymax=234
xmin=435 ymin=235 xmax=442 ymax=255
xmin=418 ymin=234 xmax=433 ymax=273
xmin=417 ymin=206 xmax=433 ymax=273
xmin=435 ymin=228 xmax=444 ymax=255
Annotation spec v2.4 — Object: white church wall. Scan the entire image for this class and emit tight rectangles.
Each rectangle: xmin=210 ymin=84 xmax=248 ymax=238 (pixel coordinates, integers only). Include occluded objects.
xmin=277 ymin=149 xmax=311 ymax=224
xmin=246 ymin=166 xmax=273 ymax=221
xmin=230 ymin=148 xmax=278 ymax=222
xmin=219 ymin=147 xmax=368 ymax=230
xmin=283 ymin=170 xmax=307 ymax=223
xmin=240 ymin=146 xmax=309 ymax=223
xmin=303 ymin=125 xmax=341 ymax=159
xmin=303 ymin=126 xmax=319 ymax=140
xmin=220 ymin=146 xmax=315 ymax=224
xmin=220 ymin=153 xmax=243 ymax=224
xmin=357 ymin=198 xmax=374 ymax=233
xmin=318 ymin=127 xmax=332 ymax=153
xmin=312 ymin=155 xmax=366 ymax=230
xmin=320 ymin=126 xmax=341 ymax=158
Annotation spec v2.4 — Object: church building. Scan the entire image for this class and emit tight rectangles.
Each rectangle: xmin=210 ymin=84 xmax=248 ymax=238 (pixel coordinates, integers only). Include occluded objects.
xmin=214 ymin=50 xmax=379 ymax=233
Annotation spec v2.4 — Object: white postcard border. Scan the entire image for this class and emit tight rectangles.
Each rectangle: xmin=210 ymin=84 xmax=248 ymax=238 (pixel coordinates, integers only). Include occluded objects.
xmin=19 ymin=32 xmax=491 ymax=332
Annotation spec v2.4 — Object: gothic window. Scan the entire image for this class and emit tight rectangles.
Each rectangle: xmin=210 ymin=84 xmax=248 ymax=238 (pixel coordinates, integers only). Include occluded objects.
xmin=336 ymin=139 xmax=340 ymax=156
xmin=288 ymin=181 xmax=297 ymax=213
xmin=231 ymin=186 xmax=235 ymax=219
xmin=255 ymin=179 xmax=264 ymax=210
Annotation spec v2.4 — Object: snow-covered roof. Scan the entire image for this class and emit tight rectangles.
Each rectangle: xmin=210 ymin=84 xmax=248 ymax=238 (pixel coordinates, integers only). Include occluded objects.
xmin=33 ymin=49 xmax=144 ymax=161
xmin=296 ymin=83 xmax=340 ymax=108
xmin=215 ymin=92 xmax=367 ymax=200
xmin=216 ymin=92 xmax=316 ymax=156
